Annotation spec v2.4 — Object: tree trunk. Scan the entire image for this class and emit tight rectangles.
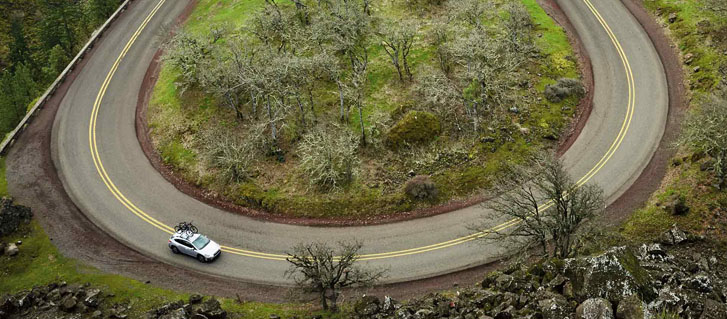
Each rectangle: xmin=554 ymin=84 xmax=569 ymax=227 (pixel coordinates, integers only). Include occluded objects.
xmin=319 ymin=289 xmax=328 ymax=310
xmin=266 ymin=96 xmax=277 ymax=142
xmin=358 ymin=101 xmax=366 ymax=145
xmin=296 ymin=95 xmax=306 ymax=128
xmin=250 ymin=92 xmax=258 ymax=120
xmin=307 ymin=87 xmax=316 ymax=124
xmin=338 ymin=82 xmax=346 ymax=122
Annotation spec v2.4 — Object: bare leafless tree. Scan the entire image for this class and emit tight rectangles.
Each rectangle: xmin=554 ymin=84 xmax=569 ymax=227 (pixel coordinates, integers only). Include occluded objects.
xmin=379 ymin=20 xmax=417 ymax=82
xmin=477 ymin=153 xmax=604 ymax=258
xmin=298 ymin=125 xmax=359 ymax=189
xmin=678 ymin=91 xmax=727 ymax=184
xmin=285 ymin=241 xmax=386 ymax=311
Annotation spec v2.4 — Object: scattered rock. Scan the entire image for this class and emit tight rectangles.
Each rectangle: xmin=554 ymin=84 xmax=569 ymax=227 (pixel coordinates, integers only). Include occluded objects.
xmin=60 ymin=296 xmax=78 ymax=312
xmin=668 ymin=13 xmax=677 ymax=23
xmin=563 ymin=247 xmax=652 ymax=304
xmin=684 ymin=53 xmax=695 ymax=65
xmin=0 ymin=198 xmax=32 ymax=237
xmin=354 ymin=295 xmax=381 ymax=317
xmin=616 ymin=295 xmax=646 ymax=319
xmin=4 ymin=243 xmax=18 ymax=256
xmin=660 ymin=225 xmax=688 ymax=245
xmin=84 ymin=288 xmax=102 ymax=308
xmin=576 ymin=298 xmax=613 ymax=319
xmin=663 ymin=194 xmax=689 ymax=216
xmin=189 ymin=294 xmax=203 ymax=304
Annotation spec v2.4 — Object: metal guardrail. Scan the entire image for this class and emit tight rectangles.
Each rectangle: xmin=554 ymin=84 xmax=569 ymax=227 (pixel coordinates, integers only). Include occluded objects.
xmin=0 ymin=0 xmax=134 ymax=156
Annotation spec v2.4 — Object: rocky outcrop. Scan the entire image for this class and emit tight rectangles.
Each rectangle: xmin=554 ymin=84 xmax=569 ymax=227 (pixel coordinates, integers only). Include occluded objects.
xmin=0 ymin=282 xmax=127 ymax=319
xmin=563 ymin=247 xmax=652 ymax=303
xmin=350 ymin=228 xmax=727 ymax=319
xmin=0 ymin=198 xmax=32 ymax=237
xmin=147 ymin=295 xmax=227 ymax=319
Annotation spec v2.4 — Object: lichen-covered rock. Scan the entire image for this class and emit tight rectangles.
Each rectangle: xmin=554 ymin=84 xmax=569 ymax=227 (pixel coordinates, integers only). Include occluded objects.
xmin=544 ymin=78 xmax=585 ymax=103
xmin=563 ymin=247 xmax=652 ymax=304
xmin=616 ymin=295 xmax=646 ymax=319
xmin=354 ymin=295 xmax=381 ymax=317
xmin=576 ymin=298 xmax=614 ymax=319
xmin=0 ymin=198 xmax=32 ymax=237
xmin=4 ymin=243 xmax=18 ymax=256
xmin=538 ymin=295 xmax=572 ymax=319
xmin=385 ymin=111 xmax=441 ymax=149
xmin=660 ymin=225 xmax=688 ymax=245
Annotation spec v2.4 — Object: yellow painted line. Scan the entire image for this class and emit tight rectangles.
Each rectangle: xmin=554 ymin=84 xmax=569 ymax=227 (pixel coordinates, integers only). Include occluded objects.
xmin=88 ymin=0 xmax=636 ymax=261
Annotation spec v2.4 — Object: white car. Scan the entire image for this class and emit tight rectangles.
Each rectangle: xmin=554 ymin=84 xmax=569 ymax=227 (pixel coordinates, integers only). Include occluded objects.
xmin=168 ymin=231 xmax=221 ymax=262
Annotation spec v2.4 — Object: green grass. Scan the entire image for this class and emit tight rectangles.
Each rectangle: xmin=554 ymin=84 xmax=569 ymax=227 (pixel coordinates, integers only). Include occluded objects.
xmin=620 ymin=0 xmax=726 ymax=241
xmin=147 ymin=0 xmax=581 ymax=218
xmin=0 ymin=221 xmax=338 ymax=318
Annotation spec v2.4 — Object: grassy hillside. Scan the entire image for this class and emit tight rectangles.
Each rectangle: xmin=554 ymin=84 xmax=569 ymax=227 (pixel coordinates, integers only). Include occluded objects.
xmin=148 ymin=0 xmax=583 ymax=218
xmin=621 ymin=0 xmax=727 ymax=241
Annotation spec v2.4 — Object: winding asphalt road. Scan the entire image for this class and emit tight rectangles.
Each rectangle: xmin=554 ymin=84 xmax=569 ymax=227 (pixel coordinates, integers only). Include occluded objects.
xmin=41 ymin=0 xmax=667 ymax=286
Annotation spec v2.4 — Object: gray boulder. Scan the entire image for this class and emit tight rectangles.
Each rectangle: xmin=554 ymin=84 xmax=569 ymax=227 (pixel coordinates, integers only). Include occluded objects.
xmin=563 ymin=247 xmax=652 ymax=304
xmin=576 ymin=298 xmax=614 ymax=319
xmin=538 ymin=293 xmax=572 ymax=319
xmin=4 ymin=243 xmax=18 ymax=256
xmin=0 ymin=198 xmax=32 ymax=237
xmin=60 ymin=296 xmax=77 ymax=312
xmin=660 ymin=225 xmax=688 ymax=245
xmin=84 ymin=288 xmax=102 ymax=308
xmin=160 ymin=308 xmax=188 ymax=319
xmin=616 ymin=295 xmax=646 ymax=319
xmin=354 ymin=295 xmax=381 ymax=317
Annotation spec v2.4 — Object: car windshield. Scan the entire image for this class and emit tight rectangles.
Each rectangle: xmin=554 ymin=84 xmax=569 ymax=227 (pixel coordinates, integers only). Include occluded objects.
xmin=192 ymin=235 xmax=210 ymax=250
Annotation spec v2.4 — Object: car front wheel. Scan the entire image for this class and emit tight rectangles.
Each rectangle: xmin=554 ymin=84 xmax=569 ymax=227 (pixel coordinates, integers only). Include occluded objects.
xmin=197 ymin=254 xmax=206 ymax=263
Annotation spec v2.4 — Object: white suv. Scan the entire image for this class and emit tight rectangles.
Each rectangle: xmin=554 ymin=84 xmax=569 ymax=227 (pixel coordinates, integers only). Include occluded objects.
xmin=168 ymin=232 xmax=221 ymax=262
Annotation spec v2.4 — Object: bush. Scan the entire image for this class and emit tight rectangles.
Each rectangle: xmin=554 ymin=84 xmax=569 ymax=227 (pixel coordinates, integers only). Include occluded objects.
xmin=298 ymin=126 xmax=360 ymax=190
xmin=385 ymin=111 xmax=441 ymax=149
xmin=404 ymin=175 xmax=438 ymax=200
xmin=544 ymin=78 xmax=585 ymax=103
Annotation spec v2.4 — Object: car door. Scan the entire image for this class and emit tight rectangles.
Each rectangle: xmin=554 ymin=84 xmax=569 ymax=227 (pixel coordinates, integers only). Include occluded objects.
xmin=175 ymin=239 xmax=196 ymax=256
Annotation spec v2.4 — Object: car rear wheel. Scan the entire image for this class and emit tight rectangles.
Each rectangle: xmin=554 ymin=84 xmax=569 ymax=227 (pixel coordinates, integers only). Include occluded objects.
xmin=197 ymin=254 xmax=206 ymax=262
xmin=171 ymin=246 xmax=179 ymax=254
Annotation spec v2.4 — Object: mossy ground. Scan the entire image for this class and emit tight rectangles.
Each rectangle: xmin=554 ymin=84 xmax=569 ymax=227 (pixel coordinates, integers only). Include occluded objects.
xmin=148 ymin=0 xmax=582 ymax=218
xmin=0 ymin=221 xmax=340 ymax=318
xmin=620 ymin=0 xmax=727 ymax=242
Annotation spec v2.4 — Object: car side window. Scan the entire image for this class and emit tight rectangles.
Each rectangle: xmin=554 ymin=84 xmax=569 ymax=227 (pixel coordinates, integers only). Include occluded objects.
xmin=175 ymin=239 xmax=193 ymax=248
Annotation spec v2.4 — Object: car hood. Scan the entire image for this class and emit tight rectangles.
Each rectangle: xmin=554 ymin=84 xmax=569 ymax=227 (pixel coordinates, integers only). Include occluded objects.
xmin=198 ymin=240 xmax=221 ymax=257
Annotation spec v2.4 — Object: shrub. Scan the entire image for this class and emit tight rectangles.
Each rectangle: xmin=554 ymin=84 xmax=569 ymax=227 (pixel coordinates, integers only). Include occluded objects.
xmin=544 ymin=78 xmax=585 ymax=103
xmin=201 ymin=124 xmax=266 ymax=182
xmin=298 ymin=126 xmax=360 ymax=190
xmin=404 ymin=175 xmax=438 ymax=200
xmin=386 ymin=111 xmax=441 ymax=149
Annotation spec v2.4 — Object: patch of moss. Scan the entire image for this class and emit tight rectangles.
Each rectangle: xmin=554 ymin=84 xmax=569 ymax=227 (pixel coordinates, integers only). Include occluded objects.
xmin=385 ymin=111 xmax=441 ymax=149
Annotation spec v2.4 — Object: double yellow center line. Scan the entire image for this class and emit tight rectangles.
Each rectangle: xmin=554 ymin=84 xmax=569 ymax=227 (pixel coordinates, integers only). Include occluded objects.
xmin=88 ymin=0 xmax=635 ymax=262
